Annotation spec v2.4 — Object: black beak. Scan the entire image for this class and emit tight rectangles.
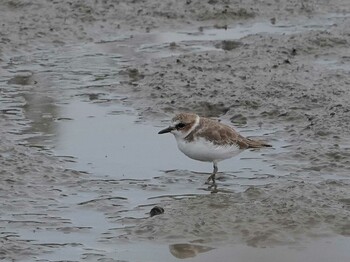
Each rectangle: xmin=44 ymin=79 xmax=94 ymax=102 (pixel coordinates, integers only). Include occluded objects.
xmin=158 ymin=126 xmax=174 ymax=134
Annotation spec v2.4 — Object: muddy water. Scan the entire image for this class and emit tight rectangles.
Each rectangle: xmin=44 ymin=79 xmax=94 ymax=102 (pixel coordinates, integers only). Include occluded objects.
xmin=1 ymin=16 xmax=350 ymax=262
xmin=135 ymin=13 xmax=347 ymax=58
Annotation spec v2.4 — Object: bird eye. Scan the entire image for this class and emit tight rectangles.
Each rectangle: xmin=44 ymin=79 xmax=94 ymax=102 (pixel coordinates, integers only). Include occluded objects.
xmin=176 ymin=123 xmax=186 ymax=129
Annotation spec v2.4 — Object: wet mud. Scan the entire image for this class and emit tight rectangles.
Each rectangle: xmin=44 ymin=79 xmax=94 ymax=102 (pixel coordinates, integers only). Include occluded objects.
xmin=1 ymin=0 xmax=350 ymax=261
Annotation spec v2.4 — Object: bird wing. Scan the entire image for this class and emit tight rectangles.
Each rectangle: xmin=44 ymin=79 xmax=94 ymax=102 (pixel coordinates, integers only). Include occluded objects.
xmin=187 ymin=117 xmax=271 ymax=149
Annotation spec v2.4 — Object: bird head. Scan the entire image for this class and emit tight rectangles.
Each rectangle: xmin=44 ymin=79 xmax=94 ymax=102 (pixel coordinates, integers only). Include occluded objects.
xmin=158 ymin=113 xmax=199 ymax=139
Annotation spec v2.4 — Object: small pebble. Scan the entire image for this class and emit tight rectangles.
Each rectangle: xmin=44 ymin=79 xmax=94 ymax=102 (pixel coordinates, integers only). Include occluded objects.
xmin=150 ymin=206 xmax=164 ymax=217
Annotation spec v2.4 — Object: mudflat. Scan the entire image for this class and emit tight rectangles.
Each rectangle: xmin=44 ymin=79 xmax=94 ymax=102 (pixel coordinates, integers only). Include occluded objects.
xmin=1 ymin=1 xmax=349 ymax=261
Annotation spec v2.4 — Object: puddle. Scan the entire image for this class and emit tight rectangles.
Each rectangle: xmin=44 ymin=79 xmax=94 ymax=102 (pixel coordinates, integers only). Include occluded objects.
xmin=136 ymin=23 xmax=298 ymax=57
xmin=1 ymin=14 xmax=350 ymax=262
xmin=171 ymin=236 xmax=350 ymax=262
xmin=314 ymin=56 xmax=350 ymax=71
xmin=109 ymin=237 xmax=350 ymax=262
xmin=55 ymin=100 xmax=279 ymax=179
xmin=52 ymin=98 xmax=284 ymax=225
xmin=134 ymin=13 xmax=348 ymax=57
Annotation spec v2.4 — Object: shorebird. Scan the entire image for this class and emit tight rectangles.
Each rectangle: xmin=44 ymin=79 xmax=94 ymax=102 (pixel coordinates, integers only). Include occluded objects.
xmin=158 ymin=113 xmax=271 ymax=184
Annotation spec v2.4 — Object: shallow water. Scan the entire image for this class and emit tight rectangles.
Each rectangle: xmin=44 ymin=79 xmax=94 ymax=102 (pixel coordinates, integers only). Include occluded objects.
xmin=1 ymin=14 xmax=350 ymax=262
xmin=103 ymin=236 xmax=350 ymax=262
xmin=135 ymin=13 xmax=349 ymax=57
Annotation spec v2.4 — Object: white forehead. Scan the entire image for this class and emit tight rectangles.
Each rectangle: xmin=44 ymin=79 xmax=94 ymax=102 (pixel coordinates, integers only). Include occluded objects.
xmin=172 ymin=119 xmax=181 ymax=125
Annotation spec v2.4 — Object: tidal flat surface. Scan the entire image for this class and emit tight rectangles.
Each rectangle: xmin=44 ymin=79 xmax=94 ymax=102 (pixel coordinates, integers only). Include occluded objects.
xmin=1 ymin=1 xmax=350 ymax=261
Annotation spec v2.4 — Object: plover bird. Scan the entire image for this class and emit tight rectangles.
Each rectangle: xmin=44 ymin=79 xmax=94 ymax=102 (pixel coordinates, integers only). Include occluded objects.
xmin=158 ymin=113 xmax=271 ymax=184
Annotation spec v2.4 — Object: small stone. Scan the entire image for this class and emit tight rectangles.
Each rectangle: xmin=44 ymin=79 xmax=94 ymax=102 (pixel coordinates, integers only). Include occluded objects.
xmin=150 ymin=206 xmax=164 ymax=217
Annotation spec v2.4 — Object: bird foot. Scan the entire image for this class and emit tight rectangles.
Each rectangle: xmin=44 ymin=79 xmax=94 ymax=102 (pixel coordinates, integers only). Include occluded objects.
xmin=205 ymin=174 xmax=216 ymax=185
xmin=206 ymin=180 xmax=218 ymax=193
xmin=204 ymin=174 xmax=218 ymax=193
xmin=209 ymin=184 xmax=218 ymax=194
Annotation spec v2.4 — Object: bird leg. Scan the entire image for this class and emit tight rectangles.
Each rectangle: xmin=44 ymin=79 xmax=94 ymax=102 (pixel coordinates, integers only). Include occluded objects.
xmin=207 ymin=162 xmax=218 ymax=184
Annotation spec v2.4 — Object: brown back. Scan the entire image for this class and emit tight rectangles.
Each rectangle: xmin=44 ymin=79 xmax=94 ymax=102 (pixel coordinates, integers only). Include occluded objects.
xmin=185 ymin=117 xmax=271 ymax=149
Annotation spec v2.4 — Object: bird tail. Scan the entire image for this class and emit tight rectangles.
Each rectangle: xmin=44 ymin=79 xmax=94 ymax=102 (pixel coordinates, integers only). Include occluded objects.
xmin=246 ymin=138 xmax=272 ymax=148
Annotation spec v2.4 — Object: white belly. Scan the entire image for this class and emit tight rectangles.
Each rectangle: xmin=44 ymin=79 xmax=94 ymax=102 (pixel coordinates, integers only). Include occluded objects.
xmin=176 ymin=137 xmax=242 ymax=162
